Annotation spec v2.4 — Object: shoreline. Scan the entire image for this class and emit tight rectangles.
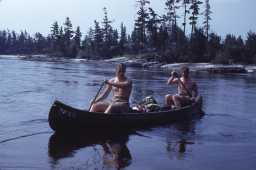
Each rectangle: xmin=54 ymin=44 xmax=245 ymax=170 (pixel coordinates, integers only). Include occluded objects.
xmin=1 ymin=54 xmax=256 ymax=73
xmin=104 ymin=56 xmax=256 ymax=73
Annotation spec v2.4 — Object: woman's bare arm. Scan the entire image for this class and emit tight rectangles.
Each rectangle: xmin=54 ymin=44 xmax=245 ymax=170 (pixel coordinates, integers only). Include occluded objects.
xmin=167 ymin=71 xmax=179 ymax=85
xmin=167 ymin=77 xmax=179 ymax=85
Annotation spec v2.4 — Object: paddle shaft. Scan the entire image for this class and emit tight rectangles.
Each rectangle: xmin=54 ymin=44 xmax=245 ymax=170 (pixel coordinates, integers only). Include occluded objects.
xmin=88 ymin=82 xmax=105 ymax=111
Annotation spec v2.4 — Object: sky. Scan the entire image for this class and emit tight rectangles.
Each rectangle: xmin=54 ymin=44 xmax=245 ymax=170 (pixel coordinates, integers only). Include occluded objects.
xmin=0 ymin=0 xmax=255 ymax=38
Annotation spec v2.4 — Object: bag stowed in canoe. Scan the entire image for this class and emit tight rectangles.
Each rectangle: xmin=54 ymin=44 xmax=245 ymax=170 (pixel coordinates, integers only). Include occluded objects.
xmin=133 ymin=96 xmax=161 ymax=112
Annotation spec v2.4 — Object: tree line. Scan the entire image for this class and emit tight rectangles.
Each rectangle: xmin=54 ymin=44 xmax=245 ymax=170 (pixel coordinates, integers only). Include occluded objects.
xmin=0 ymin=0 xmax=256 ymax=64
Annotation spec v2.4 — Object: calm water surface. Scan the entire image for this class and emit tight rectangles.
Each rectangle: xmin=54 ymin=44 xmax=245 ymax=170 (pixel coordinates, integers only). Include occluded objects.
xmin=0 ymin=56 xmax=256 ymax=170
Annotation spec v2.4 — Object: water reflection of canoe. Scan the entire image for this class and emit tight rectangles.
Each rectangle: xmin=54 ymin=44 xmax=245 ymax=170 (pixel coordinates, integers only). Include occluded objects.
xmin=48 ymin=96 xmax=203 ymax=132
xmin=48 ymin=130 xmax=131 ymax=161
xmin=48 ymin=130 xmax=132 ymax=169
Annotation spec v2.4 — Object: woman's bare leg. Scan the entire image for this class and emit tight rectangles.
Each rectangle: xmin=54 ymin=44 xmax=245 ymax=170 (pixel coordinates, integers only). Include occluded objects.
xmin=173 ymin=95 xmax=182 ymax=108
xmin=90 ymin=102 xmax=109 ymax=112
xmin=104 ymin=103 xmax=114 ymax=114
xmin=165 ymin=94 xmax=174 ymax=106
xmin=173 ymin=95 xmax=191 ymax=108
xmin=105 ymin=103 xmax=129 ymax=114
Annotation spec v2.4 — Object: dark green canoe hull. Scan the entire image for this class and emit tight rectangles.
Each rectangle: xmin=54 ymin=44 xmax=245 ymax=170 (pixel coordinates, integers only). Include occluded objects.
xmin=48 ymin=96 xmax=203 ymax=132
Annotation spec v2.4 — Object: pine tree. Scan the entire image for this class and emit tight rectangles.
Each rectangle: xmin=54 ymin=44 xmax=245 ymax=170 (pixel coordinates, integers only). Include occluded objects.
xmin=74 ymin=26 xmax=82 ymax=49
xmin=111 ymin=28 xmax=119 ymax=46
xmin=0 ymin=30 xmax=7 ymax=53
xmin=164 ymin=0 xmax=181 ymax=45
xmin=189 ymin=0 xmax=203 ymax=36
xmin=245 ymin=31 xmax=256 ymax=63
xmin=203 ymin=0 xmax=212 ymax=40
xmin=81 ymin=28 xmax=94 ymax=58
xmin=134 ymin=0 xmax=150 ymax=49
xmin=58 ymin=26 xmax=65 ymax=55
xmin=70 ymin=26 xmax=82 ymax=57
xmin=119 ymin=22 xmax=128 ymax=53
xmin=51 ymin=21 xmax=59 ymax=40
xmin=110 ymin=28 xmax=119 ymax=56
xmin=131 ymin=28 xmax=140 ymax=52
xmin=102 ymin=7 xmax=112 ymax=45
xmin=61 ymin=17 xmax=74 ymax=57
xmin=93 ymin=20 xmax=103 ymax=55
xmin=182 ymin=0 xmax=190 ymax=33
xmin=63 ymin=17 xmax=74 ymax=48
xmin=165 ymin=0 xmax=180 ymax=31
xmin=18 ymin=31 xmax=26 ymax=52
xmin=6 ymin=31 xmax=12 ymax=53
xmin=158 ymin=24 xmax=169 ymax=51
xmin=34 ymin=32 xmax=47 ymax=53
xmin=11 ymin=31 xmax=17 ymax=53
xmin=50 ymin=21 xmax=59 ymax=51
xmin=189 ymin=28 xmax=207 ymax=62
xmin=207 ymin=32 xmax=221 ymax=61
xmin=147 ymin=7 xmax=160 ymax=49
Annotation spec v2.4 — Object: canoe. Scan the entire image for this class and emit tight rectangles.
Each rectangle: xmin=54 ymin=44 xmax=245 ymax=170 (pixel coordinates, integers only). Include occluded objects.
xmin=48 ymin=96 xmax=203 ymax=132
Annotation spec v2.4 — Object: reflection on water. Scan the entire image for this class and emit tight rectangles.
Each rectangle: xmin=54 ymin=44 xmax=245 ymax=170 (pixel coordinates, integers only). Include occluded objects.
xmin=102 ymin=137 xmax=131 ymax=169
xmin=48 ymin=119 xmax=199 ymax=169
xmin=166 ymin=139 xmax=195 ymax=160
xmin=48 ymin=130 xmax=132 ymax=170
xmin=166 ymin=121 xmax=197 ymax=160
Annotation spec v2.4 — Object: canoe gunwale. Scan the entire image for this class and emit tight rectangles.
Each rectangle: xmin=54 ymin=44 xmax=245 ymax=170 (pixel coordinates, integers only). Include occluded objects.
xmin=53 ymin=98 xmax=199 ymax=116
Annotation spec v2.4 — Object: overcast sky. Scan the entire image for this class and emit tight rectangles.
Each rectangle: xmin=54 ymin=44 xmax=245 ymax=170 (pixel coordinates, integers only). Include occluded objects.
xmin=0 ymin=0 xmax=255 ymax=38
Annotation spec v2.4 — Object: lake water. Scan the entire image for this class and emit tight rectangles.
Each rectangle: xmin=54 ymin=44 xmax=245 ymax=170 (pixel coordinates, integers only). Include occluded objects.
xmin=0 ymin=56 xmax=256 ymax=170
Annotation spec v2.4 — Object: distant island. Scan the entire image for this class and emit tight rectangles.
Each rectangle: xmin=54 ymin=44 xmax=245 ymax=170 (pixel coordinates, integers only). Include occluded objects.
xmin=0 ymin=0 xmax=255 ymax=65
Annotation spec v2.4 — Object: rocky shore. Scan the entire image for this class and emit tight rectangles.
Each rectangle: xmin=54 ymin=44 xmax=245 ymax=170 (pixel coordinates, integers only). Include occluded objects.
xmin=104 ymin=56 xmax=256 ymax=73
xmin=2 ymin=55 xmax=255 ymax=74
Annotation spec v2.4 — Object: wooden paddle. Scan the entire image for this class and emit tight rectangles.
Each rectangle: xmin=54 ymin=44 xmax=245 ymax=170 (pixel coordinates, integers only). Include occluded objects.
xmin=88 ymin=81 xmax=105 ymax=111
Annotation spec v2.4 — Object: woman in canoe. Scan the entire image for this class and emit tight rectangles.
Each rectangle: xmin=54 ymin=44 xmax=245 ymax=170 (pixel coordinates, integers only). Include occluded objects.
xmin=90 ymin=63 xmax=132 ymax=114
xmin=165 ymin=66 xmax=198 ymax=108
